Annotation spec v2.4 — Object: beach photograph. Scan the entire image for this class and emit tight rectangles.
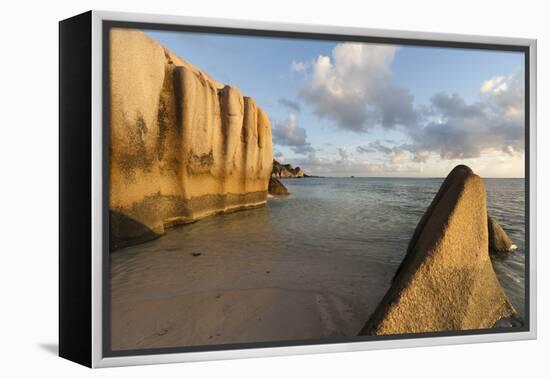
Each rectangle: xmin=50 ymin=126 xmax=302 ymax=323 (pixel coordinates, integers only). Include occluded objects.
xmin=108 ymin=27 xmax=526 ymax=351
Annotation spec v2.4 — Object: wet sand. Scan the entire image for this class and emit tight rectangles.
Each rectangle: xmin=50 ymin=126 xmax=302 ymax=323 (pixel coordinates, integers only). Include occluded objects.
xmin=110 ymin=205 xmax=397 ymax=351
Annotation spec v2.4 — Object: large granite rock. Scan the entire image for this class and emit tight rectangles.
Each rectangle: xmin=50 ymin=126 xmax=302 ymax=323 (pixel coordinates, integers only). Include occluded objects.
xmin=360 ymin=165 xmax=515 ymax=335
xmin=488 ymin=216 xmax=517 ymax=254
xmin=110 ymin=29 xmax=273 ymax=249
xmin=268 ymin=177 xmax=290 ymax=196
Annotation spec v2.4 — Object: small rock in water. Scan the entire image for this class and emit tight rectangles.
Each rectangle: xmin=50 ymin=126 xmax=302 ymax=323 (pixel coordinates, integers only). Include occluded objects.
xmin=488 ymin=216 xmax=517 ymax=254
xmin=268 ymin=177 xmax=290 ymax=195
xmin=191 ymin=252 xmax=202 ymax=257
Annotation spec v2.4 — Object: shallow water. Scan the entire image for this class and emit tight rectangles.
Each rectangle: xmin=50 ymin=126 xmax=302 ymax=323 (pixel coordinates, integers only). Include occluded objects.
xmin=484 ymin=178 xmax=526 ymax=318
xmin=111 ymin=177 xmax=526 ymax=348
xmin=279 ymin=177 xmax=526 ymax=318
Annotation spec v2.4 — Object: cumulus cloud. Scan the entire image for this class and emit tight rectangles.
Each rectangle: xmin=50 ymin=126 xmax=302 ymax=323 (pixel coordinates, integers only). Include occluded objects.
xmin=406 ymin=71 xmax=525 ymax=160
xmin=356 ymin=140 xmax=407 ymax=164
xmin=290 ymin=44 xmax=525 ymax=173
xmin=410 ymin=149 xmax=431 ymax=163
xmin=366 ymin=140 xmax=393 ymax=154
xmin=278 ymin=98 xmax=301 ymax=112
xmin=388 ymin=149 xmax=406 ymax=164
xmin=482 ymin=72 xmax=525 ymax=119
xmin=298 ymin=42 xmax=417 ymax=132
xmin=291 ymin=60 xmax=308 ymax=72
xmin=351 ymin=72 xmax=525 ymax=165
xmin=272 ymin=114 xmax=315 ymax=155
xmin=481 ymin=76 xmax=507 ymax=94
xmin=293 ymin=153 xmax=421 ymax=177
xmin=356 ymin=145 xmax=376 ymax=154
xmin=428 ymin=93 xmax=485 ymax=119
xmin=337 ymin=147 xmax=349 ymax=161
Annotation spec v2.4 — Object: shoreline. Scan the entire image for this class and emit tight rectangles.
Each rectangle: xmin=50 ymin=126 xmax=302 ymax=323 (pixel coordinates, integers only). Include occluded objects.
xmin=110 ymin=204 xmax=395 ymax=350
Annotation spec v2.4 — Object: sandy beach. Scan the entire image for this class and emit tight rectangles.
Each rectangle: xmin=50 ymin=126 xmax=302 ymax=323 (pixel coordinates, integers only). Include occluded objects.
xmin=110 ymin=204 xmax=398 ymax=350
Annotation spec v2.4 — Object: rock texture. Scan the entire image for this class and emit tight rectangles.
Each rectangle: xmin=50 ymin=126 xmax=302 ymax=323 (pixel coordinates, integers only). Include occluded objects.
xmin=110 ymin=29 xmax=273 ymax=249
xmin=272 ymin=160 xmax=304 ymax=178
xmin=488 ymin=216 xmax=517 ymax=254
xmin=360 ymin=165 xmax=515 ymax=335
xmin=268 ymin=177 xmax=290 ymax=196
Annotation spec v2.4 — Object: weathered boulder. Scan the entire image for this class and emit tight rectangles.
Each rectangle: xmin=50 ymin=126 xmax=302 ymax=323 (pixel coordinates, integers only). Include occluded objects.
xmin=360 ymin=165 xmax=515 ymax=335
xmin=109 ymin=29 xmax=273 ymax=249
xmin=268 ymin=177 xmax=290 ymax=196
xmin=488 ymin=216 xmax=517 ymax=254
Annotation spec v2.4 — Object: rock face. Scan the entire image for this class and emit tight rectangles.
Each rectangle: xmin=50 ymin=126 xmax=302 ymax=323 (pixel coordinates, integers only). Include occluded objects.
xmin=488 ymin=216 xmax=517 ymax=254
xmin=272 ymin=160 xmax=304 ymax=178
xmin=109 ymin=29 xmax=273 ymax=249
xmin=268 ymin=177 xmax=290 ymax=196
xmin=360 ymin=165 xmax=515 ymax=335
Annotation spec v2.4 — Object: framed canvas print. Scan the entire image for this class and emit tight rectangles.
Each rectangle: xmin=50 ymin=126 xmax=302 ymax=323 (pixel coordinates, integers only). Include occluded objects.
xmin=59 ymin=10 xmax=537 ymax=368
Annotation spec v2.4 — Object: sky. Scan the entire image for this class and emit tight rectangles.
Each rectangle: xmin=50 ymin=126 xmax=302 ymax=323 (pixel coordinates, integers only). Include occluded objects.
xmin=145 ymin=29 xmax=525 ymax=178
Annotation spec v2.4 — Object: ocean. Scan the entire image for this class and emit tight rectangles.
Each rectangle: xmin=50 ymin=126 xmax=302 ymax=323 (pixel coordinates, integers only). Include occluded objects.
xmin=111 ymin=177 xmax=526 ymax=348
xmin=279 ymin=177 xmax=526 ymax=318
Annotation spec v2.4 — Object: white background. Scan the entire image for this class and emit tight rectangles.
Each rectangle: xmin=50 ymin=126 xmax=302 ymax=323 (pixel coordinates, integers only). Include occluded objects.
xmin=0 ymin=0 xmax=547 ymax=376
